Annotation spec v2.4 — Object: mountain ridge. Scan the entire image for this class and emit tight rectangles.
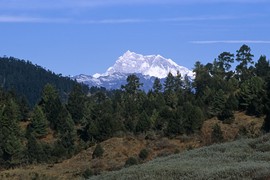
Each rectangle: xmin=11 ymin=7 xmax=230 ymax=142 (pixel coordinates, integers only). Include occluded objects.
xmin=74 ymin=51 xmax=193 ymax=90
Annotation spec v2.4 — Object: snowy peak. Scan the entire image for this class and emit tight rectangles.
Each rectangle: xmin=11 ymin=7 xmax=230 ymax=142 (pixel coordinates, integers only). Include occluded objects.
xmin=104 ymin=51 xmax=193 ymax=79
xmin=73 ymin=51 xmax=194 ymax=91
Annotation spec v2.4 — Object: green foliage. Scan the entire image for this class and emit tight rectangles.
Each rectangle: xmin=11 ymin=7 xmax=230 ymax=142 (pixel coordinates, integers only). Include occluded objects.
xmin=122 ymin=74 xmax=143 ymax=94
xmin=125 ymin=157 xmax=138 ymax=167
xmin=92 ymin=144 xmax=104 ymax=159
xmin=82 ymin=168 xmax=94 ymax=178
xmin=235 ymin=44 xmax=254 ymax=81
xmin=211 ymin=124 xmax=223 ymax=143
xmin=208 ymin=90 xmax=226 ymax=117
xmin=183 ymin=103 xmax=204 ymax=134
xmin=238 ymin=76 xmax=265 ymax=116
xmin=136 ymin=111 xmax=151 ymax=133
xmin=39 ymin=84 xmax=63 ymax=130
xmin=262 ymin=113 xmax=270 ymax=133
xmin=139 ymin=148 xmax=149 ymax=160
xmin=217 ymin=51 xmax=234 ymax=72
xmin=26 ymin=134 xmax=46 ymax=163
xmin=91 ymin=134 xmax=270 ymax=180
xmin=1 ymin=45 xmax=270 ymax=169
xmin=67 ymin=84 xmax=86 ymax=124
xmin=29 ymin=105 xmax=48 ymax=138
xmin=0 ymin=96 xmax=23 ymax=166
xmin=0 ymin=56 xmax=88 ymax=106
xmin=164 ymin=72 xmax=175 ymax=93
xmin=152 ymin=78 xmax=162 ymax=93
xmin=255 ymin=55 xmax=270 ymax=79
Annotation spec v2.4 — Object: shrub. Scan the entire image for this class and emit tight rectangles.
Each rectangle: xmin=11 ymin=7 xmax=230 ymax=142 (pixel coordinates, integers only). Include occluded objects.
xmin=82 ymin=168 xmax=93 ymax=179
xmin=92 ymin=144 xmax=104 ymax=159
xmin=174 ymin=149 xmax=180 ymax=154
xmin=139 ymin=148 xmax=149 ymax=160
xmin=125 ymin=157 xmax=138 ymax=167
xmin=211 ymin=124 xmax=223 ymax=143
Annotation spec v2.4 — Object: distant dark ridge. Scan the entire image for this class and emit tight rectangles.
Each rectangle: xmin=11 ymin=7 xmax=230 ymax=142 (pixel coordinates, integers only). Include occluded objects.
xmin=0 ymin=56 xmax=88 ymax=106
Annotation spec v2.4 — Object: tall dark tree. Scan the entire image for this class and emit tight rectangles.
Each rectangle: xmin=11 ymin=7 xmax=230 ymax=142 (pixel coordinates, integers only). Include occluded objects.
xmin=208 ymin=90 xmax=226 ymax=117
xmin=217 ymin=52 xmax=234 ymax=72
xmin=235 ymin=44 xmax=254 ymax=81
xmin=26 ymin=134 xmax=46 ymax=163
xmin=29 ymin=105 xmax=48 ymax=138
xmin=174 ymin=71 xmax=183 ymax=92
xmin=262 ymin=77 xmax=270 ymax=132
xmin=152 ymin=78 xmax=162 ymax=94
xmin=67 ymin=84 xmax=86 ymax=124
xmin=238 ymin=76 xmax=265 ymax=116
xmin=39 ymin=84 xmax=62 ymax=130
xmin=164 ymin=72 xmax=175 ymax=93
xmin=122 ymin=74 xmax=143 ymax=94
xmin=0 ymin=99 xmax=23 ymax=166
xmin=255 ymin=55 xmax=270 ymax=79
xmin=57 ymin=106 xmax=76 ymax=155
xmin=136 ymin=111 xmax=151 ymax=133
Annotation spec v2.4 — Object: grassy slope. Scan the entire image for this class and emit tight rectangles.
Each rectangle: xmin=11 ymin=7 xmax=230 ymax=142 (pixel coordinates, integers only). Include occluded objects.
xmin=91 ymin=134 xmax=270 ymax=180
xmin=0 ymin=112 xmax=265 ymax=179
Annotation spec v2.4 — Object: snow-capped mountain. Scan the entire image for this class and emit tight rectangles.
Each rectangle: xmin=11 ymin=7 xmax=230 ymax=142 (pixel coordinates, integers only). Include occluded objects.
xmin=74 ymin=51 xmax=193 ymax=91
xmin=93 ymin=50 xmax=193 ymax=79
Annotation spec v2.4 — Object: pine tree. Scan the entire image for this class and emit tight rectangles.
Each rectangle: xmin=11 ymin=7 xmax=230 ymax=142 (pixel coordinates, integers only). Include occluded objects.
xmin=0 ymin=99 xmax=23 ymax=165
xmin=39 ymin=84 xmax=62 ymax=130
xmin=164 ymin=72 xmax=175 ymax=93
xmin=235 ymin=44 xmax=254 ymax=81
xmin=208 ymin=90 xmax=226 ymax=117
xmin=217 ymin=52 xmax=234 ymax=72
xmin=27 ymin=134 xmax=46 ymax=163
xmin=136 ymin=111 xmax=151 ymax=133
xmin=255 ymin=55 xmax=270 ymax=79
xmin=67 ymin=84 xmax=86 ymax=124
xmin=152 ymin=78 xmax=162 ymax=94
xmin=29 ymin=105 xmax=48 ymax=138
xmin=122 ymin=74 xmax=143 ymax=94
xmin=174 ymin=71 xmax=183 ymax=92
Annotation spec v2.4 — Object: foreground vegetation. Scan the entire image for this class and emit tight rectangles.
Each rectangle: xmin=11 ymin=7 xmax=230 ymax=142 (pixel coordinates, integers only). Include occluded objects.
xmin=90 ymin=134 xmax=270 ymax=180
xmin=1 ymin=44 xmax=270 ymax=178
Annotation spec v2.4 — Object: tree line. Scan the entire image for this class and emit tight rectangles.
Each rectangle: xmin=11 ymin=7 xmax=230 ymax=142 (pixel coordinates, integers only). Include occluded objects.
xmin=0 ymin=56 xmax=88 ymax=107
xmin=0 ymin=44 xmax=270 ymax=168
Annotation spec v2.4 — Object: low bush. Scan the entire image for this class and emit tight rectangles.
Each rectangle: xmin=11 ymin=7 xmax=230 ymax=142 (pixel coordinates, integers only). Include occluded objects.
xmin=125 ymin=157 xmax=138 ymax=167
xmin=139 ymin=148 xmax=149 ymax=160
xmin=92 ymin=144 xmax=104 ymax=159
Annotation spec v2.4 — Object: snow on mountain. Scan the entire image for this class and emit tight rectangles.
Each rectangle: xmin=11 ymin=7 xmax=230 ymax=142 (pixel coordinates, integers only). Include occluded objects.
xmin=74 ymin=51 xmax=194 ymax=90
xmin=97 ymin=50 xmax=193 ymax=79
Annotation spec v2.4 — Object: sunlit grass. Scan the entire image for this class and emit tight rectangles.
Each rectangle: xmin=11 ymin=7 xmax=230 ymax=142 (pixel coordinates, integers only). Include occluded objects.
xmin=90 ymin=134 xmax=270 ymax=180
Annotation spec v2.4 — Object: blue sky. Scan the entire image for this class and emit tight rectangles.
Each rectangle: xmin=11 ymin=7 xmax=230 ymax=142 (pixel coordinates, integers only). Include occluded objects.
xmin=0 ymin=0 xmax=270 ymax=76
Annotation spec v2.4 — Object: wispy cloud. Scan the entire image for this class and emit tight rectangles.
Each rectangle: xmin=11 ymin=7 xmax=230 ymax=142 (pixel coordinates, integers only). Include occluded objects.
xmin=190 ymin=40 xmax=270 ymax=44
xmin=0 ymin=15 xmax=70 ymax=23
xmin=82 ymin=18 xmax=150 ymax=24
xmin=0 ymin=14 xmax=248 ymax=24
xmin=84 ymin=15 xmax=243 ymax=24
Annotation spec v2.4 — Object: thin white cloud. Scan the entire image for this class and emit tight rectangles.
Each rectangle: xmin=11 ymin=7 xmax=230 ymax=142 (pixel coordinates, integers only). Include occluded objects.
xmin=190 ymin=40 xmax=270 ymax=44
xmin=0 ymin=15 xmax=242 ymax=24
xmin=83 ymin=18 xmax=150 ymax=24
xmin=0 ymin=15 xmax=70 ymax=23
xmin=85 ymin=15 xmax=241 ymax=24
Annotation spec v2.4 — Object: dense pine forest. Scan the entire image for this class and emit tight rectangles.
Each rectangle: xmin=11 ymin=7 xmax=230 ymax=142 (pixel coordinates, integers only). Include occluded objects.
xmin=0 ymin=56 xmax=89 ymax=106
xmin=0 ymin=44 xmax=270 ymax=171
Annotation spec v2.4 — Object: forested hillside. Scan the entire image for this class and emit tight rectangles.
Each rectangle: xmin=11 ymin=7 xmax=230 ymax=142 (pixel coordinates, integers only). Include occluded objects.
xmin=0 ymin=56 xmax=88 ymax=106
xmin=0 ymin=44 xmax=270 ymax=179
